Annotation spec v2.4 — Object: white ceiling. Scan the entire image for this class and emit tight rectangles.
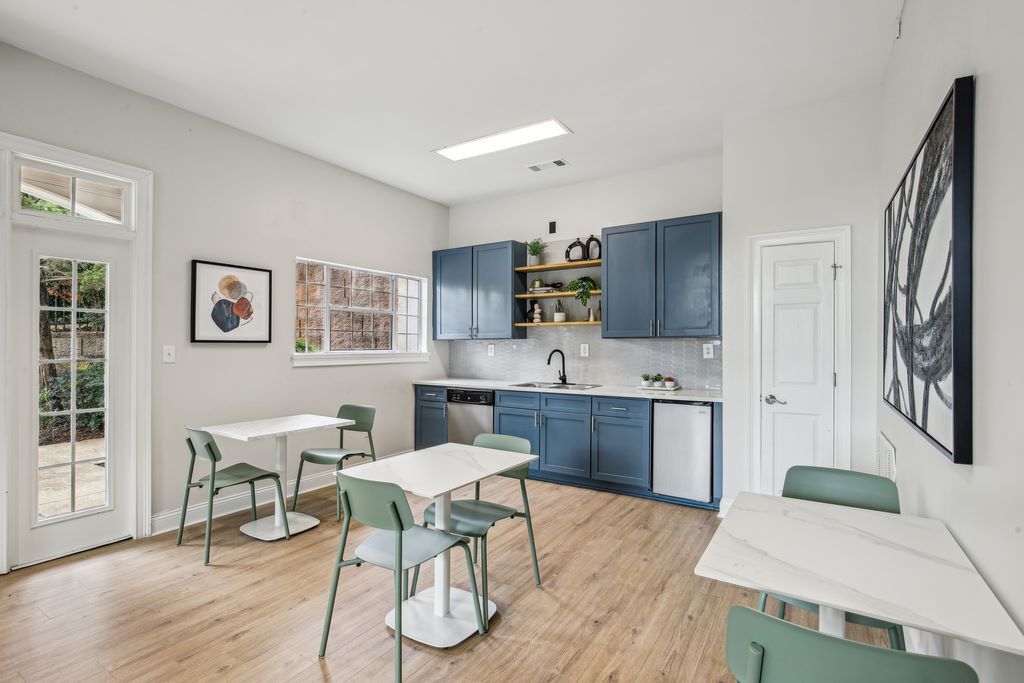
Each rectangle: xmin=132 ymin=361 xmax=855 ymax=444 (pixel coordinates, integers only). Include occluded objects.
xmin=0 ymin=1 xmax=897 ymax=205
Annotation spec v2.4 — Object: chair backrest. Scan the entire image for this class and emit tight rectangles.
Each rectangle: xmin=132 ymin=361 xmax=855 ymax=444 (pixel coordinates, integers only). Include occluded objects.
xmin=782 ymin=465 xmax=900 ymax=514
xmin=337 ymin=473 xmax=413 ymax=531
xmin=473 ymin=433 xmax=531 ymax=480
xmin=338 ymin=404 xmax=376 ymax=433
xmin=726 ymin=605 xmax=977 ymax=683
xmin=185 ymin=428 xmax=222 ymax=463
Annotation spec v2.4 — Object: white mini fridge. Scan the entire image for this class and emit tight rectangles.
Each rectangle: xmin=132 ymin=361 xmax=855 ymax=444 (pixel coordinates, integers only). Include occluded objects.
xmin=652 ymin=401 xmax=713 ymax=503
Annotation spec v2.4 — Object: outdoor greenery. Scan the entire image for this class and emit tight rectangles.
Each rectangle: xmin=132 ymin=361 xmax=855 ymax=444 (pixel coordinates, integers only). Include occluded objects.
xmin=22 ymin=192 xmax=70 ymax=215
xmin=295 ymin=337 xmax=320 ymax=353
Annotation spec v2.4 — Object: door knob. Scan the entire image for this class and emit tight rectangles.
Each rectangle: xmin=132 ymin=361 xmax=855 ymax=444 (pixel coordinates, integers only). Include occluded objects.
xmin=764 ymin=394 xmax=788 ymax=405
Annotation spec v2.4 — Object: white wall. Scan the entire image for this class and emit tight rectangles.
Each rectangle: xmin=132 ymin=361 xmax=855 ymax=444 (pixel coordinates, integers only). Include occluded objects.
xmin=720 ymin=89 xmax=881 ymax=500
xmin=448 ymin=154 xmax=722 ymax=247
xmin=0 ymin=43 xmax=450 ymax=520
xmin=878 ymin=2 xmax=1024 ymax=679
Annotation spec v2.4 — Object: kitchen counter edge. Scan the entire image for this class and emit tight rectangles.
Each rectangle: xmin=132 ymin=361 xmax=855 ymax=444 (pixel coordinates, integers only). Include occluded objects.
xmin=414 ymin=378 xmax=722 ymax=403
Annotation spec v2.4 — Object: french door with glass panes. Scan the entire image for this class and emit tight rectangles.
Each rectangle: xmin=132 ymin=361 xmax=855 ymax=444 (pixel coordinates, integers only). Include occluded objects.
xmin=11 ymin=225 xmax=133 ymax=567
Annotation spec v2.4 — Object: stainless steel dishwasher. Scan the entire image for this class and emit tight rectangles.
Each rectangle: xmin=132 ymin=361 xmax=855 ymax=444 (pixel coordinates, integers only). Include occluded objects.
xmin=446 ymin=388 xmax=494 ymax=445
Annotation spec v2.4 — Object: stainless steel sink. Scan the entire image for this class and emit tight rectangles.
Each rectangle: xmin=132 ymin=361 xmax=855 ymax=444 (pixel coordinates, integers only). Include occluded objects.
xmin=510 ymin=382 xmax=601 ymax=391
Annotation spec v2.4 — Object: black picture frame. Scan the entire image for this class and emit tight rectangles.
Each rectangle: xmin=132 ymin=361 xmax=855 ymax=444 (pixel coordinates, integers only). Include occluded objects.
xmin=882 ymin=76 xmax=974 ymax=464
xmin=190 ymin=259 xmax=273 ymax=343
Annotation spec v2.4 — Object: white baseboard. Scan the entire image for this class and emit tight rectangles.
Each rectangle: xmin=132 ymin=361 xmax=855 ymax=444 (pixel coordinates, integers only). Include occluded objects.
xmin=717 ymin=497 xmax=734 ymax=518
xmin=150 ymin=451 xmax=410 ymax=537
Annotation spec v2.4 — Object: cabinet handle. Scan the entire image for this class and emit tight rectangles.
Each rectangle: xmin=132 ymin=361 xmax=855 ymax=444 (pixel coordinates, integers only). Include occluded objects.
xmin=442 ymin=404 xmax=447 ymax=419
xmin=657 ymin=319 xmax=661 ymax=336
xmin=591 ymin=415 xmax=596 ymax=432
xmin=609 ymin=406 xmax=628 ymax=411
xmin=649 ymin=320 xmax=654 ymax=336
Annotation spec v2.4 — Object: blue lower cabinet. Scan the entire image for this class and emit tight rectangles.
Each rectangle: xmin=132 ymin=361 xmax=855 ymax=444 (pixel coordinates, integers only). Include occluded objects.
xmin=591 ymin=415 xmax=651 ymax=488
xmin=414 ymin=399 xmax=447 ymax=450
xmin=539 ymin=410 xmax=591 ymax=477
xmin=494 ymin=406 xmax=540 ymax=472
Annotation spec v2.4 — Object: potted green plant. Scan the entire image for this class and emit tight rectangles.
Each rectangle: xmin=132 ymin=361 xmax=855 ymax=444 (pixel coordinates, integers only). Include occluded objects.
xmin=652 ymin=373 xmax=664 ymax=387
xmin=641 ymin=373 xmax=652 ymax=387
xmin=525 ymin=238 xmax=547 ymax=267
xmin=553 ymin=298 xmax=567 ymax=322
xmin=565 ymin=275 xmax=598 ymax=307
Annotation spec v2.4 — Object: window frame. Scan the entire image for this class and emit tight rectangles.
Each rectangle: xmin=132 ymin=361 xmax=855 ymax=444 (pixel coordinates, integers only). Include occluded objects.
xmin=292 ymin=257 xmax=429 ymax=367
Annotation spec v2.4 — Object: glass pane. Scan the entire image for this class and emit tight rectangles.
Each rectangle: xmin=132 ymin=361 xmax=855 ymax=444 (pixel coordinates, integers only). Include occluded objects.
xmin=351 ymin=312 xmax=370 ymax=331
xmin=295 ymin=304 xmax=309 ymax=330
xmin=308 ymin=283 xmax=325 ymax=307
xmin=302 ymin=331 xmax=323 ymax=352
xmin=38 ymin=415 xmax=72 ymax=466
xmin=38 ymin=465 xmax=72 ymax=518
xmin=40 ymin=258 xmax=73 ymax=307
xmin=76 ymin=312 xmax=106 ymax=359
xmin=306 ymin=263 xmax=324 ymax=283
xmin=76 ymin=261 xmax=107 ymax=309
xmin=395 ymin=315 xmax=407 ymax=333
xmin=295 ymin=283 xmax=307 ymax=308
xmin=330 ymin=267 xmax=351 ymax=288
xmin=21 ymin=166 xmax=72 ymax=216
xmin=329 ymin=286 xmax=348 ymax=306
xmin=375 ymin=334 xmax=392 ymax=350
xmin=39 ymin=309 xmax=72 ymax=360
xmin=407 ymin=333 xmax=421 ymax=353
xmin=39 ymin=363 xmax=72 ymax=412
xmin=352 ymin=333 xmax=374 ymax=349
xmin=394 ymin=334 xmax=407 ymax=353
xmin=407 ymin=279 xmax=420 ymax=299
xmin=407 ymin=316 xmax=419 ymax=333
xmin=76 ymin=362 xmax=105 ymax=410
xmin=354 ymin=271 xmax=373 ymax=290
xmin=307 ymin=305 xmax=324 ymax=329
xmin=350 ymin=289 xmax=372 ymax=308
xmin=330 ymin=310 xmax=352 ymax=330
xmin=75 ymin=458 xmax=107 ymax=511
xmin=406 ymin=297 xmax=419 ymax=316
xmin=373 ymin=314 xmax=392 ymax=335
xmin=373 ymin=274 xmax=392 ymax=293
xmin=74 ymin=178 xmax=123 ymax=223
xmin=330 ymin=330 xmax=353 ymax=350
xmin=372 ymin=292 xmax=391 ymax=310
xmin=295 ymin=261 xmax=307 ymax=283
xmin=396 ymin=278 xmax=407 ymax=296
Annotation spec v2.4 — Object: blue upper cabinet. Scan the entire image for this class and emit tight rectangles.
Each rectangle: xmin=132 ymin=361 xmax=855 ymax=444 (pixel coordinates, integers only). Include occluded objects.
xmin=432 ymin=241 xmax=526 ymax=340
xmin=657 ymin=213 xmax=721 ymax=337
xmin=601 ymin=213 xmax=721 ymax=339
xmin=432 ymin=246 xmax=473 ymax=340
xmin=601 ymin=222 xmax=657 ymax=338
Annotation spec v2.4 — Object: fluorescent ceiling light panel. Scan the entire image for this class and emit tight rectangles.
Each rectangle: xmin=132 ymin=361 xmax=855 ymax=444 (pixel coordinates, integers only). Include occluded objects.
xmin=435 ymin=119 xmax=571 ymax=161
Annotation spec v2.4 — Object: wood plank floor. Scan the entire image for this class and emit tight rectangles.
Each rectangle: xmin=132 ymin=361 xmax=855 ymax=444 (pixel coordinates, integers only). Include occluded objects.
xmin=0 ymin=478 xmax=888 ymax=682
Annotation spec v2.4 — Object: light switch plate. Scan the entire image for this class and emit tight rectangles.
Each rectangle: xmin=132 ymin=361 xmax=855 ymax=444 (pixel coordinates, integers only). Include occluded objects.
xmin=487 ymin=344 xmax=495 ymax=357
xmin=580 ymin=343 xmax=589 ymax=357
xmin=162 ymin=344 xmax=176 ymax=363
xmin=703 ymin=343 xmax=715 ymax=359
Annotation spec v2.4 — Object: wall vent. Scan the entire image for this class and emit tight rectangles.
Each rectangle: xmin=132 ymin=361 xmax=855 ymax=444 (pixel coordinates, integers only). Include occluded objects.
xmin=527 ymin=159 xmax=569 ymax=172
xmin=876 ymin=432 xmax=896 ymax=481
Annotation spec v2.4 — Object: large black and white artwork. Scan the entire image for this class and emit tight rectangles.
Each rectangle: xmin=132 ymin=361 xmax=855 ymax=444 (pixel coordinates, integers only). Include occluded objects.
xmin=882 ymin=76 xmax=974 ymax=464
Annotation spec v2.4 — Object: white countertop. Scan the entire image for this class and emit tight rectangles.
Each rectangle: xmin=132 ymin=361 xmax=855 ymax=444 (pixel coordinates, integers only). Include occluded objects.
xmin=416 ymin=377 xmax=722 ymax=403
xmin=342 ymin=442 xmax=538 ymax=499
xmin=695 ymin=491 xmax=1024 ymax=656
xmin=203 ymin=414 xmax=354 ymax=441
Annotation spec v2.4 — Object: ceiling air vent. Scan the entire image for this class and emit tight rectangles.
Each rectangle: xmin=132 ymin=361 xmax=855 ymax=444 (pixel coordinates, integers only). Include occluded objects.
xmin=527 ymin=159 xmax=569 ymax=172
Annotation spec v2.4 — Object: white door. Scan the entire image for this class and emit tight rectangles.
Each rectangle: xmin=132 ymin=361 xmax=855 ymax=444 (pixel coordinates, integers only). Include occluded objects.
xmin=10 ymin=225 xmax=133 ymax=567
xmin=760 ymin=241 xmax=836 ymax=495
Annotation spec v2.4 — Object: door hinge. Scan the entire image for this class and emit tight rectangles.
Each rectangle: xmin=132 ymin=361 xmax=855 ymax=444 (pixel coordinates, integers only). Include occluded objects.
xmin=831 ymin=263 xmax=843 ymax=280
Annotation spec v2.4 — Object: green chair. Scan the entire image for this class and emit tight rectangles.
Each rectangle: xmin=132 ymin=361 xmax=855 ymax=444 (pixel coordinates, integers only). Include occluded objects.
xmin=759 ymin=465 xmax=905 ymax=650
xmin=319 ymin=473 xmax=485 ymax=683
xmin=176 ymin=427 xmax=290 ymax=566
xmin=292 ymin=404 xmax=376 ymax=520
xmin=726 ymin=605 xmax=977 ymax=682
xmin=410 ymin=433 xmax=540 ymax=631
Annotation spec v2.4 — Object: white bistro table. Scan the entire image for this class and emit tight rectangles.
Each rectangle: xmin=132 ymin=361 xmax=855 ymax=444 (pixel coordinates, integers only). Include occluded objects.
xmin=204 ymin=413 xmax=354 ymax=541
xmin=695 ymin=491 xmax=1024 ymax=656
xmin=342 ymin=442 xmax=538 ymax=648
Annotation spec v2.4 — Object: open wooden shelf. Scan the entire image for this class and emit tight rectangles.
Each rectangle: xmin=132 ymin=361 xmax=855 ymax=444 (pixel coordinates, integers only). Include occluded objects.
xmin=515 ymin=258 xmax=601 ymax=273
xmin=515 ymin=290 xmax=602 ymax=300
xmin=514 ymin=321 xmax=601 ymax=327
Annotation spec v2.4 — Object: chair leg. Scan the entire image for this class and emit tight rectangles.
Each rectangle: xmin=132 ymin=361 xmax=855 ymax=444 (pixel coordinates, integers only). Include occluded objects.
xmin=520 ymin=481 xmax=542 ymax=586
xmin=176 ymin=484 xmax=192 ymax=546
xmin=248 ymin=482 xmax=257 ymax=521
xmin=480 ymin=535 xmax=489 ymax=632
xmin=291 ymin=459 xmax=304 ymax=512
xmin=472 ymin=537 xmax=478 ymax=565
xmin=393 ymin=534 xmax=403 ymax=683
xmin=458 ymin=542 xmax=486 ymax=636
xmin=335 ymin=463 xmax=343 ymax=521
xmin=757 ymin=592 xmax=769 ymax=612
xmin=402 ymin=569 xmax=409 ymax=601
xmin=776 ymin=599 xmax=786 ymax=620
xmin=318 ymin=524 xmax=350 ymax=658
xmin=410 ymin=521 xmax=429 ymax=597
xmin=273 ymin=477 xmax=291 ymax=539
xmin=203 ymin=479 xmax=216 ymax=566
xmin=745 ymin=642 xmax=765 ymax=683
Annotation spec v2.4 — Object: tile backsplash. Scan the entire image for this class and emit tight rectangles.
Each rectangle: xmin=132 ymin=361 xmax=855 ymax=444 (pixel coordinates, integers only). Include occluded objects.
xmin=448 ymin=327 xmax=722 ymax=389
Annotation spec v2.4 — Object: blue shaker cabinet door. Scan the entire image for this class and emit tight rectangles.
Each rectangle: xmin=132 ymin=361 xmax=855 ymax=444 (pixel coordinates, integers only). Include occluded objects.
xmin=473 ymin=241 xmax=518 ymax=339
xmin=656 ymin=213 xmax=721 ymax=337
xmin=494 ymin=406 xmax=540 ymax=473
xmin=415 ymin=399 xmax=448 ymax=450
xmin=432 ymin=246 xmax=473 ymax=340
xmin=539 ymin=410 xmax=591 ymax=477
xmin=590 ymin=415 xmax=651 ymax=488
xmin=601 ymin=222 xmax=656 ymax=338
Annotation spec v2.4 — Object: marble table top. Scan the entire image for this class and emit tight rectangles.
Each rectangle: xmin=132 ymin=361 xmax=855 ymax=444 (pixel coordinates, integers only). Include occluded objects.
xmin=203 ymin=414 xmax=354 ymax=441
xmin=341 ymin=442 xmax=538 ymax=499
xmin=695 ymin=491 xmax=1024 ymax=656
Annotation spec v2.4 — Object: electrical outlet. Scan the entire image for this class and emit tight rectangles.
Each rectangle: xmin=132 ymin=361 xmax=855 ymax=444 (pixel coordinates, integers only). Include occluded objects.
xmin=703 ymin=343 xmax=715 ymax=359
xmin=487 ymin=344 xmax=495 ymax=357
xmin=580 ymin=343 xmax=589 ymax=357
xmin=162 ymin=344 xmax=176 ymax=363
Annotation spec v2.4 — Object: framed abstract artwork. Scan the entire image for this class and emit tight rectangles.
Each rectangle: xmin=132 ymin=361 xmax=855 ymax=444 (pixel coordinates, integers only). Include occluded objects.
xmin=190 ymin=260 xmax=272 ymax=343
xmin=882 ymin=76 xmax=974 ymax=464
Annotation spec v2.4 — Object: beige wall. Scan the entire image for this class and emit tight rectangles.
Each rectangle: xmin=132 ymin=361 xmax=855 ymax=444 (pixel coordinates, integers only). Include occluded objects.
xmin=0 ymin=43 xmax=450 ymax=519
xmin=720 ymin=89 xmax=881 ymax=500
xmin=878 ymin=1 xmax=1024 ymax=679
